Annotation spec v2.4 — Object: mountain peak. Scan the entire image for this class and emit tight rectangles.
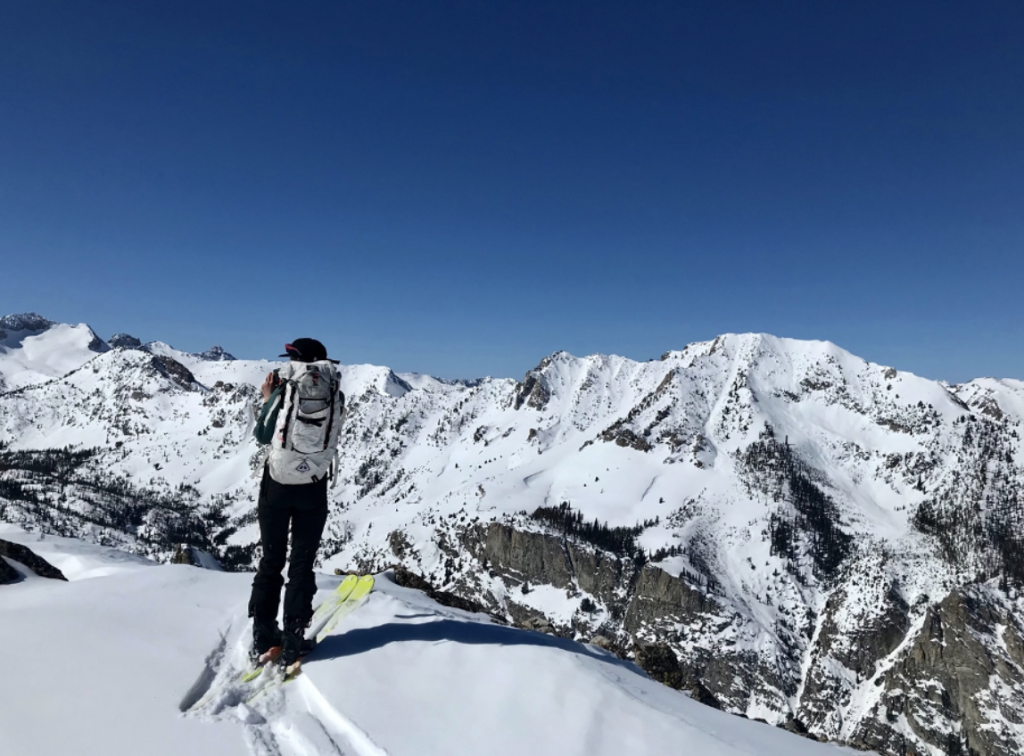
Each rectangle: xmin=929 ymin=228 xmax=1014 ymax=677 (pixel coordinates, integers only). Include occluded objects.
xmin=196 ymin=346 xmax=235 ymax=361
xmin=0 ymin=312 xmax=56 ymax=337
xmin=0 ymin=313 xmax=107 ymax=356
xmin=109 ymin=333 xmax=143 ymax=350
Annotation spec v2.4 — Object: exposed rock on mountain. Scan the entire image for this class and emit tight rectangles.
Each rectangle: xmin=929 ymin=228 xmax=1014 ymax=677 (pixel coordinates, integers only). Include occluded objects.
xmin=390 ymin=565 xmax=498 ymax=619
xmin=150 ymin=355 xmax=199 ymax=390
xmin=106 ymin=334 xmax=235 ymax=363
xmin=849 ymin=586 xmax=1024 ymax=756
xmin=0 ymin=538 xmax=68 ymax=581
xmin=170 ymin=543 xmax=222 ymax=570
xmin=0 ymin=312 xmax=56 ymax=337
xmin=633 ymin=640 xmax=684 ymax=689
xmin=109 ymin=333 xmax=143 ymax=349
xmin=196 ymin=346 xmax=235 ymax=361
xmin=0 ymin=555 xmax=18 ymax=583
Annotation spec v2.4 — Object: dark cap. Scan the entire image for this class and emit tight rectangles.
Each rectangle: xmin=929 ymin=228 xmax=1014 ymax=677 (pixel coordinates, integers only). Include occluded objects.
xmin=279 ymin=338 xmax=338 ymax=364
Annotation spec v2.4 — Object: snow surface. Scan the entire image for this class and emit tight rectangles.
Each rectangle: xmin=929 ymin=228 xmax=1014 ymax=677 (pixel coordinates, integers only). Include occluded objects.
xmin=0 ymin=526 xmax=863 ymax=756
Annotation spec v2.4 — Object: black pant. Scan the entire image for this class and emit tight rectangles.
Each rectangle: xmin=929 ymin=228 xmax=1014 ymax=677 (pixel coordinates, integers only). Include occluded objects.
xmin=248 ymin=468 xmax=328 ymax=628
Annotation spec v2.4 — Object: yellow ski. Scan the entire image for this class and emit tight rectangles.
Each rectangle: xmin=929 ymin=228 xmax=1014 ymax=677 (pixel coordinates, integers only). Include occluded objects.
xmin=240 ymin=575 xmax=358 ymax=684
xmin=316 ymin=574 xmax=374 ymax=643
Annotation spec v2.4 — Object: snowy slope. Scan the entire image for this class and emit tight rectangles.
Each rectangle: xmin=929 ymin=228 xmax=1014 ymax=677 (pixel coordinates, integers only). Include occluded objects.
xmin=0 ymin=314 xmax=108 ymax=393
xmin=0 ymin=525 xmax=863 ymax=756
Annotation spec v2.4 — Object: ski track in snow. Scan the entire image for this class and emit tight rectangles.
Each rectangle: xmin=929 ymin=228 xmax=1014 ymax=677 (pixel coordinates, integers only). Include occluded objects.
xmin=183 ymin=599 xmax=389 ymax=756
xmin=178 ymin=628 xmax=230 ymax=712
xmin=286 ymin=678 xmax=389 ymax=756
xmin=181 ymin=614 xmax=252 ymax=715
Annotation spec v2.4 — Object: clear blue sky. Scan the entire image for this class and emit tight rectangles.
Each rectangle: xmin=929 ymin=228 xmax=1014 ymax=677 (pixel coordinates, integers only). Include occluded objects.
xmin=2 ymin=1 xmax=1021 ymax=381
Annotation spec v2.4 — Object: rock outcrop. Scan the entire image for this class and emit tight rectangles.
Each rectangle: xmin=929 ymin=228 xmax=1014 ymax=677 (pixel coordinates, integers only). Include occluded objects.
xmin=197 ymin=346 xmax=236 ymax=361
xmin=633 ymin=640 xmax=683 ymax=689
xmin=446 ymin=517 xmax=1024 ymax=755
xmin=391 ymin=565 xmax=500 ymax=621
xmin=0 ymin=539 xmax=68 ymax=581
xmin=0 ymin=313 xmax=56 ymax=337
xmin=850 ymin=586 xmax=1024 ymax=756
xmin=169 ymin=544 xmax=222 ymax=570
xmin=108 ymin=333 xmax=143 ymax=349
xmin=0 ymin=556 xmax=19 ymax=584
xmin=150 ymin=356 xmax=198 ymax=390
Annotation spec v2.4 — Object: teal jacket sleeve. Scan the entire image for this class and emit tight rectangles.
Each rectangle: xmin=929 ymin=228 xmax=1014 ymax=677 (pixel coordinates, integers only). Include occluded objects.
xmin=254 ymin=385 xmax=285 ymax=445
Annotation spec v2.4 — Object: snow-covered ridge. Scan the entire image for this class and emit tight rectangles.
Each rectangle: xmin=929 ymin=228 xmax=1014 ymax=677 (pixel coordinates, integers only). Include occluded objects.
xmin=0 ymin=524 xmax=861 ymax=756
xmin=2 ymin=314 xmax=1023 ymax=756
xmin=0 ymin=314 xmax=240 ymax=395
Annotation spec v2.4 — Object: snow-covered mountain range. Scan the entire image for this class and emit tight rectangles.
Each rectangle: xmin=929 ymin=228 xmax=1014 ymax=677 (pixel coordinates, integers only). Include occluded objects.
xmin=2 ymin=312 xmax=1023 ymax=756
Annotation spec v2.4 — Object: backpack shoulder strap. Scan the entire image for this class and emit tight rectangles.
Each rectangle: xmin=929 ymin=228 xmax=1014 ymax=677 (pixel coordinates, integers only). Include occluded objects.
xmin=277 ymin=378 xmax=298 ymax=448
xmin=322 ymin=377 xmax=340 ymax=450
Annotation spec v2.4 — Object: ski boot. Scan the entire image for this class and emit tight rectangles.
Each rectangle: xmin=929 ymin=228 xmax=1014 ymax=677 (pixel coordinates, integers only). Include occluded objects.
xmin=250 ymin=615 xmax=284 ymax=664
xmin=279 ymin=617 xmax=317 ymax=677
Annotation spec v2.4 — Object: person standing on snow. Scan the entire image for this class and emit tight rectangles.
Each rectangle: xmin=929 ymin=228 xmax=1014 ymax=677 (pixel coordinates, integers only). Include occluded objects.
xmin=248 ymin=338 xmax=345 ymax=666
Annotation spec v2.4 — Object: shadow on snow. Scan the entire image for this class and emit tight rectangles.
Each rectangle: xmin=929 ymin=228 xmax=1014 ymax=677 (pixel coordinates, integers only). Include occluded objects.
xmin=312 ymin=619 xmax=645 ymax=678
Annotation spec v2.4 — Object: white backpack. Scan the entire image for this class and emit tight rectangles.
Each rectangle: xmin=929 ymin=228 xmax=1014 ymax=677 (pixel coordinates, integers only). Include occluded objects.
xmin=266 ymin=360 xmax=345 ymax=485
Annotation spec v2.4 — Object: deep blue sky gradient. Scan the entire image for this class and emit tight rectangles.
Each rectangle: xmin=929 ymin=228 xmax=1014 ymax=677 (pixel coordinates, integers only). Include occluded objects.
xmin=2 ymin=1 xmax=1022 ymax=381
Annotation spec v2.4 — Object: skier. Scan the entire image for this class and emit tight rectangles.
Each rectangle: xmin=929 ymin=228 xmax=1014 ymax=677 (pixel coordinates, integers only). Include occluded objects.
xmin=248 ymin=337 xmax=345 ymax=667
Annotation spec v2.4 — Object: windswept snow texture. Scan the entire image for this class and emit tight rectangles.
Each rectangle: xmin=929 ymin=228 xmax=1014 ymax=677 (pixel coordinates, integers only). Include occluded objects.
xmin=0 ymin=526 xmax=860 ymax=756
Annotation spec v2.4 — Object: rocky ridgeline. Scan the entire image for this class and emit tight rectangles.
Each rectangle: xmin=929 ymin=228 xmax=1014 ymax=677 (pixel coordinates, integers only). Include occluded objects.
xmin=0 ymin=312 xmax=57 ymax=338
xmin=2 ymin=323 xmax=1024 ymax=755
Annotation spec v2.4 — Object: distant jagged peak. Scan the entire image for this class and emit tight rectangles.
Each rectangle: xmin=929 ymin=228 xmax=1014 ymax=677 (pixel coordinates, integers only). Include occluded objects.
xmin=0 ymin=312 xmax=57 ymax=336
xmin=529 ymin=350 xmax=578 ymax=373
xmin=141 ymin=340 xmax=235 ymax=362
xmin=655 ymin=332 xmax=892 ymax=383
xmin=397 ymin=372 xmax=487 ymax=392
xmin=142 ymin=340 xmax=173 ymax=354
xmin=385 ymin=369 xmax=413 ymax=396
xmin=519 ymin=336 xmax=915 ymax=397
xmin=108 ymin=333 xmax=143 ymax=350
xmin=0 ymin=313 xmax=108 ymax=354
xmin=342 ymin=363 xmax=414 ymax=398
xmin=196 ymin=346 xmax=235 ymax=362
xmin=512 ymin=334 xmax=941 ymax=420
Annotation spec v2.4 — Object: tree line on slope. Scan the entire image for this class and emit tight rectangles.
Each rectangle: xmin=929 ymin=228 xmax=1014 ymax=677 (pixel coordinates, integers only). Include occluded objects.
xmin=526 ymin=501 xmax=695 ymax=577
xmin=737 ymin=424 xmax=853 ymax=582
xmin=0 ymin=446 xmax=246 ymax=565
xmin=913 ymin=414 xmax=1024 ymax=589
